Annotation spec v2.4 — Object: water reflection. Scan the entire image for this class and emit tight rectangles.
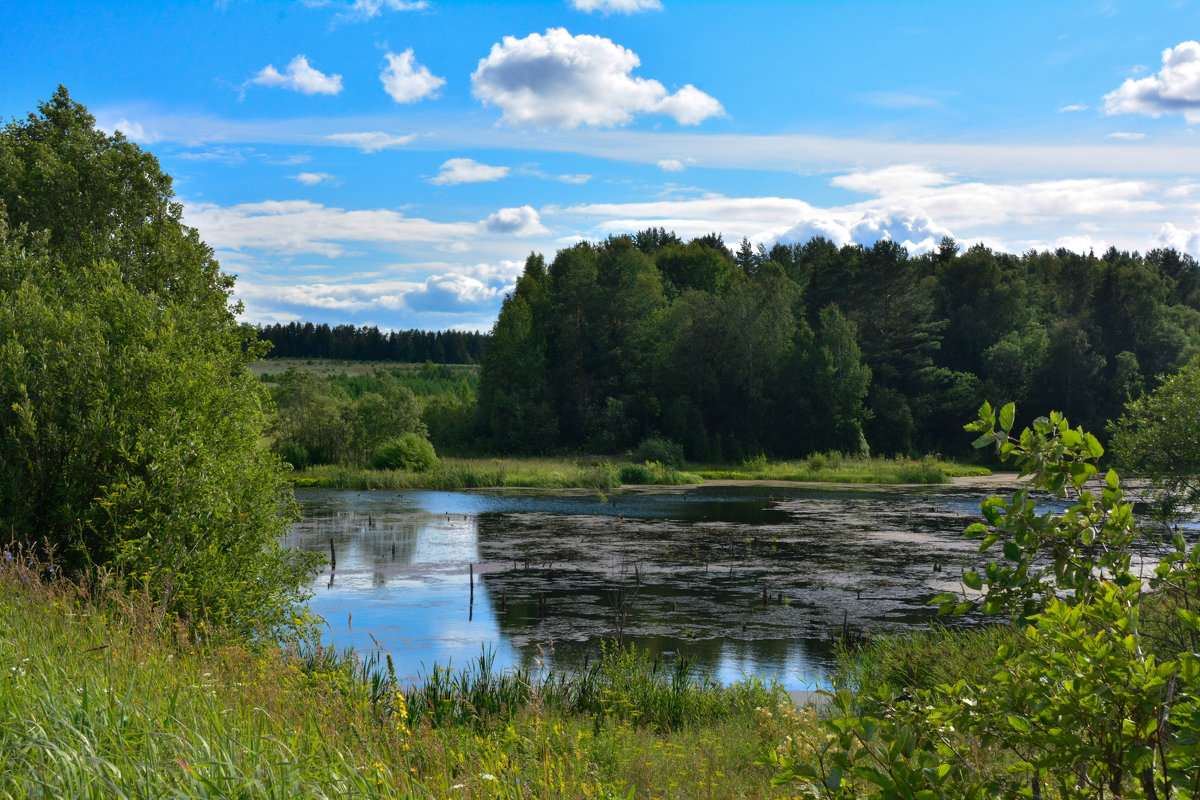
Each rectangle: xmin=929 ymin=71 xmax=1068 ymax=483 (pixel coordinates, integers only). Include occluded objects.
xmin=284 ymin=485 xmax=1009 ymax=689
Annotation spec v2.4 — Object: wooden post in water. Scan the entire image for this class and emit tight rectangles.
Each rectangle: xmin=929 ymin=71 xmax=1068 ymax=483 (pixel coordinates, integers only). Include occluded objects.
xmin=329 ymin=538 xmax=336 ymax=571
xmin=469 ymin=563 xmax=474 ymax=604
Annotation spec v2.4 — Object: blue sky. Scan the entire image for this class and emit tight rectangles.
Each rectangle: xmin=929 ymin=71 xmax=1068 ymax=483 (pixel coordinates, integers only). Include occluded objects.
xmin=4 ymin=0 xmax=1200 ymax=331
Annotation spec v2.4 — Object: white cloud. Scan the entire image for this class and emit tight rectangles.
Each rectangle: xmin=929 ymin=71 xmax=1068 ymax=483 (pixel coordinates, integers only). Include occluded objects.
xmin=325 ymin=131 xmax=416 ymax=152
xmin=470 ymin=28 xmax=724 ymax=128
xmin=307 ymin=0 xmax=428 ymax=23
xmin=249 ymin=55 xmax=343 ymax=95
xmin=1058 ymin=103 xmax=1089 ymax=112
xmin=184 ymin=199 xmax=551 ymax=258
xmin=483 ymin=206 xmax=549 ymax=236
xmin=556 ymin=173 xmax=592 ymax=184
xmin=831 ymin=164 xmax=952 ymax=194
xmin=1104 ymin=41 xmax=1200 ymax=122
xmin=176 ymin=147 xmax=248 ymax=165
xmin=184 ymin=200 xmax=480 ymax=256
xmin=552 ymin=169 xmax=1167 ymax=256
xmin=292 ymin=172 xmax=336 ymax=185
xmin=570 ymin=0 xmax=662 ymax=13
xmin=234 ymin=258 xmax=523 ymax=324
xmin=429 ymin=158 xmax=510 ymax=185
xmin=657 ymin=158 xmax=684 ymax=172
xmin=380 ymin=49 xmax=445 ymax=103
xmin=1157 ymin=221 xmax=1200 ymax=253
xmin=1107 ymin=131 xmax=1146 ymax=140
xmin=99 ymin=117 xmax=157 ymax=144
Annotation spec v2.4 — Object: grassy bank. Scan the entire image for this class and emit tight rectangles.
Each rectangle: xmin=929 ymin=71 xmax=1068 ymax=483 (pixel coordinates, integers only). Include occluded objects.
xmin=290 ymin=458 xmax=704 ymax=490
xmin=697 ymin=453 xmax=991 ymax=485
xmin=290 ymin=454 xmax=987 ymax=490
xmin=0 ymin=559 xmax=803 ymax=799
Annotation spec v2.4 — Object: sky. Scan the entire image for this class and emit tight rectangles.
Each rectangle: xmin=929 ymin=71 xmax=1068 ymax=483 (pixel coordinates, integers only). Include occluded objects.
xmin=4 ymin=0 xmax=1200 ymax=332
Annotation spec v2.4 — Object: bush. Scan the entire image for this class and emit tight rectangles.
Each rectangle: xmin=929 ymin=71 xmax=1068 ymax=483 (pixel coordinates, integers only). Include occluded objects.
xmin=0 ymin=259 xmax=320 ymax=637
xmin=633 ymin=436 xmax=684 ymax=468
xmin=372 ymin=433 xmax=439 ymax=471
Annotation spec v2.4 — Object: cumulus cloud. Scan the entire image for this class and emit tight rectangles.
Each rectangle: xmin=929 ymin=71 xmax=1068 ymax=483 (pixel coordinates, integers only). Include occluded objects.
xmin=249 ymin=55 xmax=343 ymax=95
xmin=553 ymin=167 xmax=1167 ymax=257
xmin=429 ymin=158 xmax=510 ymax=185
xmin=657 ymin=159 xmax=684 ymax=172
xmin=1104 ymin=41 xmax=1200 ymax=122
xmin=1157 ymin=221 xmax=1200 ymax=254
xmin=292 ymin=172 xmax=336 ymax=185
xmin=470 ymin=28 xmax=724 ymax=128
xmin=380 ymin=49 xmax=445 ymax=103
xmin=483 ymin=205 xmax=549 ymax=236
xmin=325 ymin=131 xmax=416 ymax=152
xmin=571 ymin=0 xmax=662 ymax=13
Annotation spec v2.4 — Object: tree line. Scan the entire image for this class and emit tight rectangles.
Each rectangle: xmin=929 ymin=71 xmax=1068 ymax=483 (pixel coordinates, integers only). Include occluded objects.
xmin=477 ymin=229 xmax=1200 ymax=459
xmin=257 ymin=322 xmax=488 ymax=363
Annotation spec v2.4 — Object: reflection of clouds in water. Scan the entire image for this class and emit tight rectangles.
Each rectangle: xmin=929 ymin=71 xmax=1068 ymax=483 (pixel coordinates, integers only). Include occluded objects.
xmin=290 ymin=486 xmax=1012 ymax=689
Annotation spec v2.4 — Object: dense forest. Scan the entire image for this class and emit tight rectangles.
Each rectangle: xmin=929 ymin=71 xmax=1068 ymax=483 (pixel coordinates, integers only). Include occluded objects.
xmin=476 ymin=229 xmax=1200 ymax=459
xmin=258 ymin=322 xmax=488 ymax=363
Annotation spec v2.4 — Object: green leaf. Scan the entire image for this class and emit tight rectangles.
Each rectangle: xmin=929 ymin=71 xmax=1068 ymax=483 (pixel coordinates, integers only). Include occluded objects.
xmin=1007 ymin=714 xmax=1030 ymax=733
xmin=999 ymin=402 xmax=1015 ymax=432
xmin=1105 ymin=468 xmax=1119 ymax=490
xmin=962 ymin=571 xmax=983 ymax=590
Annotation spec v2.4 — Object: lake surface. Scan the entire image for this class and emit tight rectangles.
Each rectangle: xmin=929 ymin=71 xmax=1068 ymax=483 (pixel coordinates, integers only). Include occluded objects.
xmin=285 ymin=484 xmax=1015 ymax=690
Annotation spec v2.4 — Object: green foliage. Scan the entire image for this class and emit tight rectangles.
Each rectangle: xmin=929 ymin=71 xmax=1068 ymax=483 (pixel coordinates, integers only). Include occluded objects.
xmin=479 ymin=228 xmax=1200 ymax=461
xmin=0 ymin=252 xmax=318 ymax=637
xmin=372 ymin=433 xmax=439 ymax=472
xmin=633 ymin=436 xmax=685 ymax=468
xmin=0 ymin=87 xmax=234 ymax=329
xmin=0 ymin=89 xmax=319 ymax=637
xmin=1110 ymin=355 xmax=1200 ymax=524
xmin=767 ymin=403 xmax=1200 ymax=798
xmin=270 ymin=367 xmax=426 ymax=466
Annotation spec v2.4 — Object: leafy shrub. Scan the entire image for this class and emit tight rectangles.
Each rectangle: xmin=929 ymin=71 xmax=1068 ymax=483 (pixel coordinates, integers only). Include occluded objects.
xmin=372 ymin=433 xmax=439 ymax=471
xmin=633 ymin=436 xmax=684 ymax=468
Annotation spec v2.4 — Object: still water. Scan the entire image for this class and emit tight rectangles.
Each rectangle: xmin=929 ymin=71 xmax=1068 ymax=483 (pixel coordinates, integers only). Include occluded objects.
xmin=284 ymin=485 xmax=1008 ymax=690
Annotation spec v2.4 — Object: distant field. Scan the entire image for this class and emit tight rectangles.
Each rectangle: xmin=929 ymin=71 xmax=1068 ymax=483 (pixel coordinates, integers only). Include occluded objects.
xmin=250 ymin=358 xmax=479 ymax=380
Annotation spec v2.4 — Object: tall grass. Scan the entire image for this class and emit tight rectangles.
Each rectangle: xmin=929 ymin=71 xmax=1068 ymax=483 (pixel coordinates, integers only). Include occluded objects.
xmin=293 ymin=458 xmax=624 ymax=490
xmin=697 ymin=453 xmax=991 ymax=485
xmin=0 ymin=555 xmax=801 ymax=798
xmin=832 ymin=623 xmax=1026 ymax=704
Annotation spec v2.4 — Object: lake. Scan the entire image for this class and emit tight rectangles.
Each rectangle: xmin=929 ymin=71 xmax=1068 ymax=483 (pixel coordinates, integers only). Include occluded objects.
xmin=284 ymin=483 xmax=1019 ymax=690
